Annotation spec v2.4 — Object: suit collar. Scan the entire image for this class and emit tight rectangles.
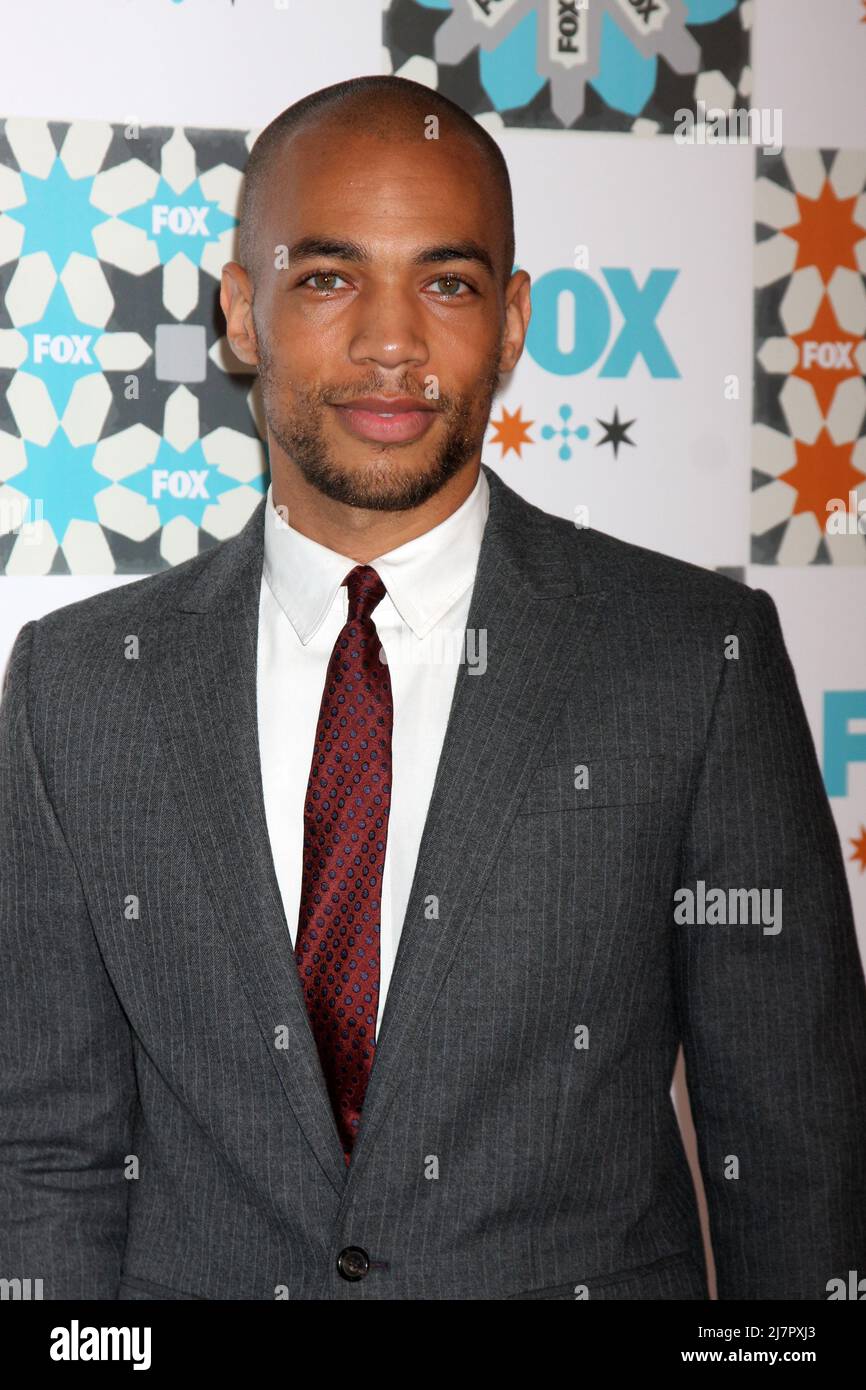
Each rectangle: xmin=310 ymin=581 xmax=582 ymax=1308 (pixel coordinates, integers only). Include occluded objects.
xmin=259 ymin=466 xmax=490 ymax=644
xmin=176 ymin=463 xmax=582 ymax=616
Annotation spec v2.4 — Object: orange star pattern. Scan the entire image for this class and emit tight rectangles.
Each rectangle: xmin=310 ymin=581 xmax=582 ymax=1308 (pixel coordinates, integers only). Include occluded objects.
xmin=489 ymin=405 xmax=534 ymax=459
xmin=849 ymin=826 xmax=866 ymax=873
xmin=790 ymin=296 xmax=863 ymax=416
xmin=782 ymin=180 xmax=866 ymax=285
xmin=777 ymin=428 xmax=866 ymax=530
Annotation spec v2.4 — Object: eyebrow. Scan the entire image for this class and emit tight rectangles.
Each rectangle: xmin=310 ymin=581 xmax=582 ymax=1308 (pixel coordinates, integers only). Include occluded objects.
xmin=285 ymin=236 xmax=496 ymax=279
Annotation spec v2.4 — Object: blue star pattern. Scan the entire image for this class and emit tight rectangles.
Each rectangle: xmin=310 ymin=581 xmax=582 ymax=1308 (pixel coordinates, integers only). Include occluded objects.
xmin=13 ymin=435 xmax=105 ymax=546
xmin=0 ymin=117 xmax=266 ymax=574
xmin=16 ymin=158 xmax=108 ymax=268
xmin=386 ymin=0 xmax=749 ymax=133
xmin=21 ymin=283 xmax=105 ymax=415
xmin=121 ymin=176 xmax=236 ymax=269
xmin=124 ymin=438 xmax=247 ymax=530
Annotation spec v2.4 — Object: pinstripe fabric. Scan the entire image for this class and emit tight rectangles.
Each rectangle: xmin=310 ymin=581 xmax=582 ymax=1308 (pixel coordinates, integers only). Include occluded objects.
xmin=1 ymin=463 xmax=864 ymax=1301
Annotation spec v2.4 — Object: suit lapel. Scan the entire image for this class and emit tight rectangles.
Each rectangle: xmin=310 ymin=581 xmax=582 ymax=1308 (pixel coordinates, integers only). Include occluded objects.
xmin=340 ymin=466 xmax=609 ymax=1194
xmin=149 ymin=498 xmax=350 ymax=1197
xmin=149 ymin=465 xmax=609 ymax=1200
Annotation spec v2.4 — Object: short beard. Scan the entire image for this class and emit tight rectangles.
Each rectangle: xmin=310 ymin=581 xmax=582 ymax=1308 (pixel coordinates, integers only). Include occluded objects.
xmin=257 ymin=340 xmax=502 ymax=512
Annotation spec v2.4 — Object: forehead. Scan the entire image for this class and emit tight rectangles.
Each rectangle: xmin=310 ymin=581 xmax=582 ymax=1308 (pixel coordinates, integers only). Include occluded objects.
xmin=259 ymin=121 xmax=502 ymax=264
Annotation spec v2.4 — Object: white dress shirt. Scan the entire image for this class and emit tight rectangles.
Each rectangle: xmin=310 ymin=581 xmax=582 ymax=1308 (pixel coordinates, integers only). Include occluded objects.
xmin=257 ymin=466 xmax=490 ymax=1041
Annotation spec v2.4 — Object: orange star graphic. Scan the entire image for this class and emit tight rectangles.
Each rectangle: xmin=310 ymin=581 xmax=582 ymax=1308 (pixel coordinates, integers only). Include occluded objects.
xmin=777 ymin=427 xmax=866 ymax=529
xmin=782 ymin=180 xmax=866 ymax=285
xmin=790 ymin=296 xmax=863 ymax=415
xmin=849 ymin=826 xmax=866 ymax=873
xmin=489 ymin=405 xmax=534 ymax=459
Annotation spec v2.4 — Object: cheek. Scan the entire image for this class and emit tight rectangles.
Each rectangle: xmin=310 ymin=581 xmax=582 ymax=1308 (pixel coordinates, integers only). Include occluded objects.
xmin=265 ymin=301 xmax=338 ymax=370
xmin=431 ymin=325 xmax=499 ymax=392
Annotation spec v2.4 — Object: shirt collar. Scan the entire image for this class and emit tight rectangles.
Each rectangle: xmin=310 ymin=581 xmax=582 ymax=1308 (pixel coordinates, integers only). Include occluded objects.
xmin=262 ymin=466 xmax=490 ymax=644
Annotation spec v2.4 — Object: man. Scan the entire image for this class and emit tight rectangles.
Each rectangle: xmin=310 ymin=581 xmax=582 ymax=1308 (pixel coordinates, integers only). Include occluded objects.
xmin=1 ymin=75 xmax=864 ymax=1303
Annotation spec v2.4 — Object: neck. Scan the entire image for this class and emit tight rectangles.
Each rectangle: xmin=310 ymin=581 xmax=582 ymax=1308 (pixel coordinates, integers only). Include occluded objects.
xmin=269 ymin=457 xmax=481 ymax=563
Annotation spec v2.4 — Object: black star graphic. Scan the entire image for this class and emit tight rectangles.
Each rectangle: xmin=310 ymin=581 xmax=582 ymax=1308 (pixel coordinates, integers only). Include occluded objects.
xmin=595 ymin=406 xmax=636 ymax=459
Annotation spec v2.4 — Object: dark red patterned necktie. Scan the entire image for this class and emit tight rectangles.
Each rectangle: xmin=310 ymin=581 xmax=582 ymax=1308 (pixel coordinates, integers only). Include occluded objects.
xmin=294 ymin=564 xmax=393 ymax=1166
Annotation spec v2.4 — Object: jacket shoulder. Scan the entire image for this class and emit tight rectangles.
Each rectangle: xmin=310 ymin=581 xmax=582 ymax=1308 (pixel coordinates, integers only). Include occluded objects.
xmin=30 ymin=535 xmax=227 ymax=639
xmin=490 ymin=469 xmax=753 ymax=614
xmin=536 ymin=504 xmax=754 ymax=615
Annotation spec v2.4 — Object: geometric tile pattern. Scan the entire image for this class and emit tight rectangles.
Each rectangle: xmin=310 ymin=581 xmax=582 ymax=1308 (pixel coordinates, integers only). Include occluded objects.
xmin=752 ymin=146 xmax=866 ymax=565
xmin=384 ymin=0 xmax=751 ymax=136
xmin=0 ymin=118 xmax=267 ymax=574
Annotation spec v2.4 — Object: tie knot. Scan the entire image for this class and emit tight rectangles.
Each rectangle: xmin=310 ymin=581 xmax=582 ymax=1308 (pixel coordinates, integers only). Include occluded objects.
xmin=344 ymin=564 xmax=386 ymax=624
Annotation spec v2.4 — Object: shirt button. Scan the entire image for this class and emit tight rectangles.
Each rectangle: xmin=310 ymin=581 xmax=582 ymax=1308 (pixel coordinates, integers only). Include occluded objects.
xmin=336 ymin=1246 xmax=370 ymax=1281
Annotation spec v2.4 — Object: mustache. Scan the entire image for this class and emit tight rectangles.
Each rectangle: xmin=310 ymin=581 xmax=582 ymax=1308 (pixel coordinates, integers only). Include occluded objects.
xmin=320 ymin=381 xmax=443 ymax=409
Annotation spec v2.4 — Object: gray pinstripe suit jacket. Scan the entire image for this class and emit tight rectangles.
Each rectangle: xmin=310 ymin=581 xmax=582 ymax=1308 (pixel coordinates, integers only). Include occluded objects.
xmin=2 ymin=463 xmax=865 ymax=1301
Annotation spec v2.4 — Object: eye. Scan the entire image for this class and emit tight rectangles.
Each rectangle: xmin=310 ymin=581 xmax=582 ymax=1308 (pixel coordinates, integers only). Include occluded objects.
xmin=428 ymin=273 xmax=474 ymax=298
xmin=298 ymin=270 xmax=350 ymax=292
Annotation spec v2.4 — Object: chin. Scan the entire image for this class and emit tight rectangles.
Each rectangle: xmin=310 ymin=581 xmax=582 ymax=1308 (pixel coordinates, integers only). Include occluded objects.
xmin=337 ymin=451 xmax=447 ymax=510
xmin=342 ymin=443 xmax=436 ymax=477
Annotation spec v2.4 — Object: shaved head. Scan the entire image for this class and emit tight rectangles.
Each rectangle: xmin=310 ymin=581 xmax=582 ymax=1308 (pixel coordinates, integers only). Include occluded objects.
xmin=220 ymin=73 xmax=530 ymax=546
xmin=237 ymin=75 xmax=515 ymax=286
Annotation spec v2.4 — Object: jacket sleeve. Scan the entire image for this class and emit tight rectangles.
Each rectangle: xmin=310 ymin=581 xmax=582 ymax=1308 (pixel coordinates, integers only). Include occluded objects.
xmin=672 ymin=585 xmax=866 ymax=1300
xmin=0 ymin=621 xmax=138 ymax=1299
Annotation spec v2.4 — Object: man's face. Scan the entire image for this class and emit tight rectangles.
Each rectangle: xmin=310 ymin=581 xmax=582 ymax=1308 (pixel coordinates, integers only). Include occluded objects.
xmin=222 ymin=121 xmax=529 ymax=511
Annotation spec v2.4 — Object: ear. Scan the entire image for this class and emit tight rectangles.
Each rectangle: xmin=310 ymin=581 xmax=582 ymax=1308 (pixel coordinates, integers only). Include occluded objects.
xmin=220 ymin=262 xmax=259 ymax=367
xmin=498 ymin=268 xmax=531 ymax=374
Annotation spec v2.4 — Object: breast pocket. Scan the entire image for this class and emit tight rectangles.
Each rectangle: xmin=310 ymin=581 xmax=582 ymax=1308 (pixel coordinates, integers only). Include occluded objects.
xmin=519 ymin=752 xmax=678 ymax=817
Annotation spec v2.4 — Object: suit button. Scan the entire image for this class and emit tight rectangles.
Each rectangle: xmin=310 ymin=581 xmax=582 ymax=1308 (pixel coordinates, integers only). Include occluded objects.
xmin=337 ymin=1246 xmax=370 ymax=1281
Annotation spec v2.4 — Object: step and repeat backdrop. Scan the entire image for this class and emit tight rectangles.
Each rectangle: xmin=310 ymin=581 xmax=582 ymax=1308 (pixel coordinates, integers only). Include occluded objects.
xmin=0 ymin=0 xmax=865 ymax=974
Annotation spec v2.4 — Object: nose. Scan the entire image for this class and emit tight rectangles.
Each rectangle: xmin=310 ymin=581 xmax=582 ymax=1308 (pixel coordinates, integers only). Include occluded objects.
xmin=347 ymin=282 xmax=429 ymax=374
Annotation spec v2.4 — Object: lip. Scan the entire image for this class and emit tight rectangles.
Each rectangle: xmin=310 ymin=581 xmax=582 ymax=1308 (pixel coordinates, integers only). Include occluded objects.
xmin=331 ymin=396 xmax=437 ymax=445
